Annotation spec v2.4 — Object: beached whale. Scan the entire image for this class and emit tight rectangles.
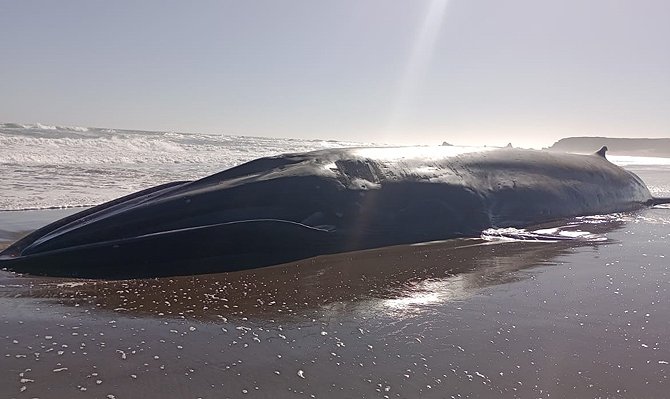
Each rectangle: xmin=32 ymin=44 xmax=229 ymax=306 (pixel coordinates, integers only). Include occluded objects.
xmin=0 ymin=146 xmax=665 ymax=278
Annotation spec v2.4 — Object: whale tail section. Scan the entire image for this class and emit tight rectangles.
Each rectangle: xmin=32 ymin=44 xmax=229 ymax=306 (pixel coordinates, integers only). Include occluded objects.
xmin=650 ymin=197 xmax=670 ymax=206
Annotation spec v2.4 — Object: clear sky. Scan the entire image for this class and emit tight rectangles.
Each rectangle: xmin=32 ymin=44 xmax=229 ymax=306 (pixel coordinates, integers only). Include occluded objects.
xmin=1 ymin=0 xmax=668 ymax=148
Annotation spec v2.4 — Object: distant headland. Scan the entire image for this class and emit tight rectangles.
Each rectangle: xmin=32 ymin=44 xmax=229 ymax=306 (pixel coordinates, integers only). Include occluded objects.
xmin=547 ymin=137 xmax=670 ymax=157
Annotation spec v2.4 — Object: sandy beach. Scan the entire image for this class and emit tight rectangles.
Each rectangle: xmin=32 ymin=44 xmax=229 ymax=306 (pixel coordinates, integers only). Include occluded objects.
xmin=3 ymin=1 xmax=669 ymax=395
xmin=2 ymin=197 xmax=670 ymax=398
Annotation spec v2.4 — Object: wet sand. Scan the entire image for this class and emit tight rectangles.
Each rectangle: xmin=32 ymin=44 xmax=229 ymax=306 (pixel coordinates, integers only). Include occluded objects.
xmin=1 ymin=205 xmax=670 ymax=398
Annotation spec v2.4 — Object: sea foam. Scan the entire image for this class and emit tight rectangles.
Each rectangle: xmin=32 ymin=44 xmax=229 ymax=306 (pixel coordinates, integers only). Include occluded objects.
xmin=0 ymin=124 xmax=366 ymax=210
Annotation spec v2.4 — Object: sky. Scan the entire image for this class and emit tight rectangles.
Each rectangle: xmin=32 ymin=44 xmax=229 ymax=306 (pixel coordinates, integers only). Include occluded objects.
xmin=0 ymin=0 xmax=668 ymax=148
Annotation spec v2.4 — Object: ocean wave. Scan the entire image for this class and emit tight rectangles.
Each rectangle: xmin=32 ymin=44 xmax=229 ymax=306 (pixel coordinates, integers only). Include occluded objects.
xmin=1 ymin=122 xmax=60 ymax=130
xmin=481 ymin=226 xmax=607 ymax=243
xmin=17 ymin=122 xmax=90 ymax=132
xmin=35 ymin=122 xmax=57 ymax=130
xmin=0 ymin=122 xmax=26 ymax=129
xmin=0 ymin=128 xmax=369 ymax=167
xmin=0 ymin=124 xmax=370 ymax=209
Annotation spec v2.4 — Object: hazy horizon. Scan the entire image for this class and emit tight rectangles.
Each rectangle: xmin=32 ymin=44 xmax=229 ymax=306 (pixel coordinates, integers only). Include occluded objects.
xmin=1 ymin=0 xmax=668 ymax=148
xmin=4 ymin=120 xmax=670 ymax=150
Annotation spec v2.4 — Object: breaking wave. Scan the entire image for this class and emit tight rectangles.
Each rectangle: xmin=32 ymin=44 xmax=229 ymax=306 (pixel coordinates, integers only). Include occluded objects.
xmin=0 ymin=123 xmax=371 ymax=210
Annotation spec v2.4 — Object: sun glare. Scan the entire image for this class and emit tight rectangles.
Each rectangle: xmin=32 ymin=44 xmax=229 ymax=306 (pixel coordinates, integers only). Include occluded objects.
xmin=386 ymin=0 xmax=451 ymax=139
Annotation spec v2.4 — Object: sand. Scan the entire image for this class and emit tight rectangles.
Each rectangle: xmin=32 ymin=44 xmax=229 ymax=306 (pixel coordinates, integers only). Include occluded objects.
xmin=1 ymin=204 xmax=670 ymax=398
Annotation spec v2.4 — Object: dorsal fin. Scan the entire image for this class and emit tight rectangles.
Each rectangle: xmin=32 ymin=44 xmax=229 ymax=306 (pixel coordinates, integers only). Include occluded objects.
xmin=595 ymin=146 xmax=608 ymax=158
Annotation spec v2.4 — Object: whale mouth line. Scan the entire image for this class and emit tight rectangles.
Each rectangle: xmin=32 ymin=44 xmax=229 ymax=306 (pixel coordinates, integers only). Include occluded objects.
xmin=137 ymin=218 xmax=335 ymax=237
xmin=481 ymin=226 xmax=608 ymax=243
xmin=2 ymin=218 xmax=333 ymax=260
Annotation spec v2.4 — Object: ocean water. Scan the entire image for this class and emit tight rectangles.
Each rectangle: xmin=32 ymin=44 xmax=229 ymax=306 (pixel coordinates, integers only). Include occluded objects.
xmin=2 ymin=122 xmax=670 ymax=211
xmin=0 ymin=123 xmax=367 ymax=210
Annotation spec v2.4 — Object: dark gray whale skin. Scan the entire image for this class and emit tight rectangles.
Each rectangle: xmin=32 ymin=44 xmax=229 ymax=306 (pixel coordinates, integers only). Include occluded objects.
xmin=0 ymin=146 xmax=660 ymax=279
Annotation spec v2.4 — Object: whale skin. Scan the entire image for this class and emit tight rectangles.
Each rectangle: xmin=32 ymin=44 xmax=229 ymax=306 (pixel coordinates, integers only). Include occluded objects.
xmin=0 ymin=147 xmax=654 ymax=278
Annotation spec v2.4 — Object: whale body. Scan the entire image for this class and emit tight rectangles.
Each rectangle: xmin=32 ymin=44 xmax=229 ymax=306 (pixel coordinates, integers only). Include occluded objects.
xmin=0 ymin=146 xmax=659 ymax=278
